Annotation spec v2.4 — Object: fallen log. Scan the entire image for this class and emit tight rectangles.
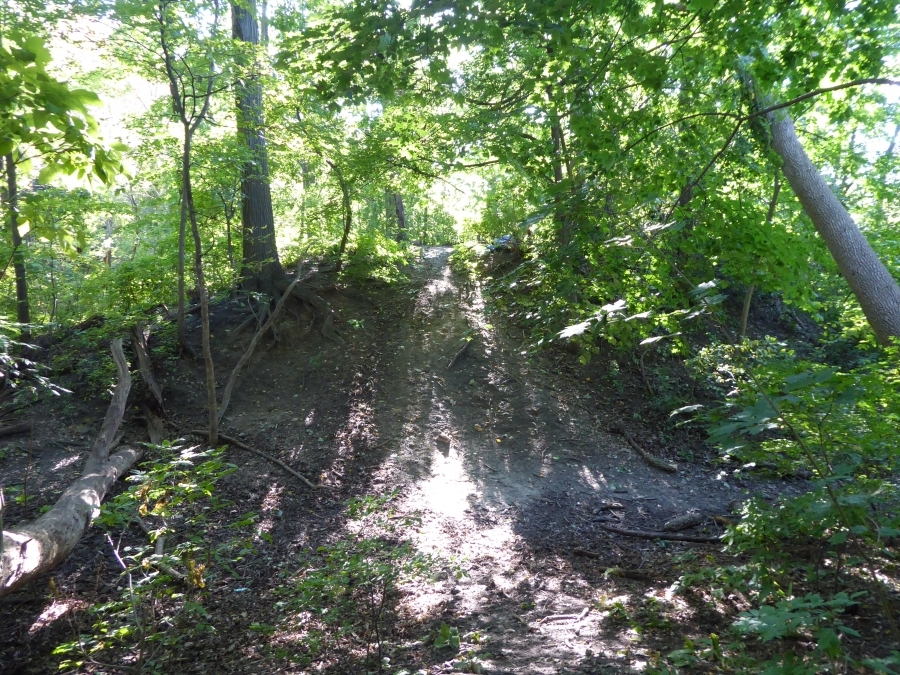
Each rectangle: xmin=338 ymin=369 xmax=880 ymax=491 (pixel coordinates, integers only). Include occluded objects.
xmin=598 ymin=523 xmax=721 ymax=543
xmin=131 ymin=324 xmax=166 ymax=445
xmin=129 ymin=324 xmax=163 ymax=410
xmin=1 ymin=340 xmax=141 ymax=597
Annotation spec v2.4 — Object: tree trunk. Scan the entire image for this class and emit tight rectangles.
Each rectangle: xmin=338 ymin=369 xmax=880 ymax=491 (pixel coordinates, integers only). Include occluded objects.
xmin=393 ymin=193 xmax=406 ymax=242
xmin=183 ymin=131 xmax=218 ymax=447
xmin=769 ymin=111 xmax=900 ymax=345
xmin=327 ymin=160 xmax=352 ymax=270
xmin=2 ymin=155 xmax=30 ymax=339
xmin=232 ymin=0 xmax=283 ymax=293
xmin=176 ymin=151 xmax=190 ymax=354
xmin=1 ymin=340 xmax=140 ymax=596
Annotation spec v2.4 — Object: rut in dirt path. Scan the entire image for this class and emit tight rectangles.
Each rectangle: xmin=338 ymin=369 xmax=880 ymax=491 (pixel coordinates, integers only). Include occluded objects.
xmin=346 ymin=247 xmax=757 ymax=674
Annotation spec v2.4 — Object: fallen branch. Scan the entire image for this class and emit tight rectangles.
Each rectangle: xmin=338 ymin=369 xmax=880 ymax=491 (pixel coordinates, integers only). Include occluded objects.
xmin=1 ymin=340 xmax=142 ymax=596
xmin=540 ymin=607 xmax=590 ymax=624
xmin=598 ymin=524 xmax=721 ymax=543
xmin=612 ymin=422 xmax=677 ymax=473
xmin=572 ymin=549 xmax=652 ymax=579
xmin=217 ymin=268 xmax=303 ymax=425
xmin=131 ymin=324 xmax=166 ymax=445
xmin=129 ymin=324 xmax=164 ymax=410
xmin=132 ymin=513 xmax=186 ymax=582
xmin=447 ymin=339 xmax=472 ymax=370
xmin=0 ymin=421 xmax=33 ymax=439
xmin=191 ymin=431 xmax=325 ymax=490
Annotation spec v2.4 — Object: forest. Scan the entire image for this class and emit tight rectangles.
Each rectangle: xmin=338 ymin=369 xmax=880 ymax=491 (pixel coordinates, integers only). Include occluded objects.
xmin=1 ymin=0 xmax=899 ymax=673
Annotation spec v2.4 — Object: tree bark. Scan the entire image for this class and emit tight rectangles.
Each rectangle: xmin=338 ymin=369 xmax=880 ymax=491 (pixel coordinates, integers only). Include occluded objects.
xmin=393 ymin=193 xmax=406 ymax=242
xmin=183 ymin=131 xmax=218 ymax=447
xmin=232 ymin=0 xmax=284 ymax=293
xmin=326 ymin=160 xmax=352 ymax=270
xmin=2 ymin=155 xmax=30 ymax=339
xmin=769 ymin=111 xmax=900 ymax=344
xmin=0 ymin=340 xmax=140 ymax=596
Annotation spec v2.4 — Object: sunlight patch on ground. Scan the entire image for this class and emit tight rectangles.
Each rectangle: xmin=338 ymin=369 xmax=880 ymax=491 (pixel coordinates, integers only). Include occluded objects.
xmin=29 ymin=599 xmax=85 ymax=635
xmin=414 ymin=443 xmax=476 ymax=519
xmin=51 ymin=455 xmax=82 ymax=472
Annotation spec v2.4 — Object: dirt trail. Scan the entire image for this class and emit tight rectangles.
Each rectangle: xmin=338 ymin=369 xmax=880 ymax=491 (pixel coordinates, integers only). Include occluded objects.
xmin=357 ymin=247 xmax=753 ymax=674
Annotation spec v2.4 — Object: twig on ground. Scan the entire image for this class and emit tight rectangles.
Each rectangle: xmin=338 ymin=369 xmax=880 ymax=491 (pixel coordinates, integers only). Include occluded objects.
xmin=131 ymin=514 xmax=186 ymax=581
xmin=192 ymin=430 xmax=325 ymax=490
xmin=540 ymin=607 xmax=590 ymax=623
xmin=598 ymin=524 xmax=721 ymax=543
xmin=612 ymin=421 xmax=678 ymax=473
xmin=572 ymin=549 xmax=653 ymax=579
xmin=447 ymin=339 xmax=472 ymax=370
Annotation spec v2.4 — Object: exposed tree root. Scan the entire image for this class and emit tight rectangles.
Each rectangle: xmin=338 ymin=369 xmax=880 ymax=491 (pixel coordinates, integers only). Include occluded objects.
xmin=598 ymin=523 xmax=721 ymax=543
xmin=192 ymin=430 xmax=326 ymax=490
xmin=217 ymin=270 xmax=304 ymax=425
xmin=1 ymin=340 xmax=141 ymax=596
xmin=612 ymin=421 xmax=678 ymax=473
xmin=276 ymin=269 xmax=343 ymax=344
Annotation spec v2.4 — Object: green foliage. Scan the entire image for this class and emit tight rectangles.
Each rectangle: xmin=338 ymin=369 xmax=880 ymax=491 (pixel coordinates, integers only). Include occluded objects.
xmin=664 ymin=337 xmax=900 ymax=673
xmin=273 ymin=491 xmax=437 ymax=670
xmin=0 ymin=30 xmax=123 ymax=184
xmin=340 ymin=231 xmax=415 ymax=284
xmin=432 ymin=623 xmax=461 ymax=650
xmin=53 ymin=440 xmax=236 ymax=671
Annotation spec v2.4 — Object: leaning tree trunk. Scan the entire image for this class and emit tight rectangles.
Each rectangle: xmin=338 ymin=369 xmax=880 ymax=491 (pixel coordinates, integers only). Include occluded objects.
xmin=0 ymin=340 xmax=140 ymax=596
xmin=769 ymin=110 xmax=900 ymax=345
xmin=232 ymin=0 xmax=284 ymax=294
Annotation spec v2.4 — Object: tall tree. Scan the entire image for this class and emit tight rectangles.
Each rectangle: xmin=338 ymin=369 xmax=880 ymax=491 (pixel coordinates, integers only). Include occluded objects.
xmin=156 ymin=0 xmax=224 ymax=443
xmin=232 ymin=0 xmax=283 ymax=293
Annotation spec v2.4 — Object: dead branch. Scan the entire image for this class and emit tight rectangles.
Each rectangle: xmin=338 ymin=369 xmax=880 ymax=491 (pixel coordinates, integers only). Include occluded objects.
xmin=130 ymin=324 xmax=163 ymax=409
xmin=572 ymin=549 xmax=652 ymax=579
xmin=217 ymin=269 xmax=303 ymax=425
xmin=131 ymin=324 xmax=166 ymax=446
xmin=1 ymin=340 xmax=142 ymax=596
xmin=598 ymin=524 xmax=721 ymax=543
xmin=0 ymin=421 xmax=33 ymax=439
xmin=447 ymin=339 xmax=472 ymax=370
xmin=191 ymin=430 xmax=325 ymax=490
xmin=612 ymin=421 xmax=677 ymax=473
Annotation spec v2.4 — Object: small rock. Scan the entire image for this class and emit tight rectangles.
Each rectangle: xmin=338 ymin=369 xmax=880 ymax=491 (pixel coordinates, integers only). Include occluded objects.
xmin=436 ymin=433 xmax=452 ymax=444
